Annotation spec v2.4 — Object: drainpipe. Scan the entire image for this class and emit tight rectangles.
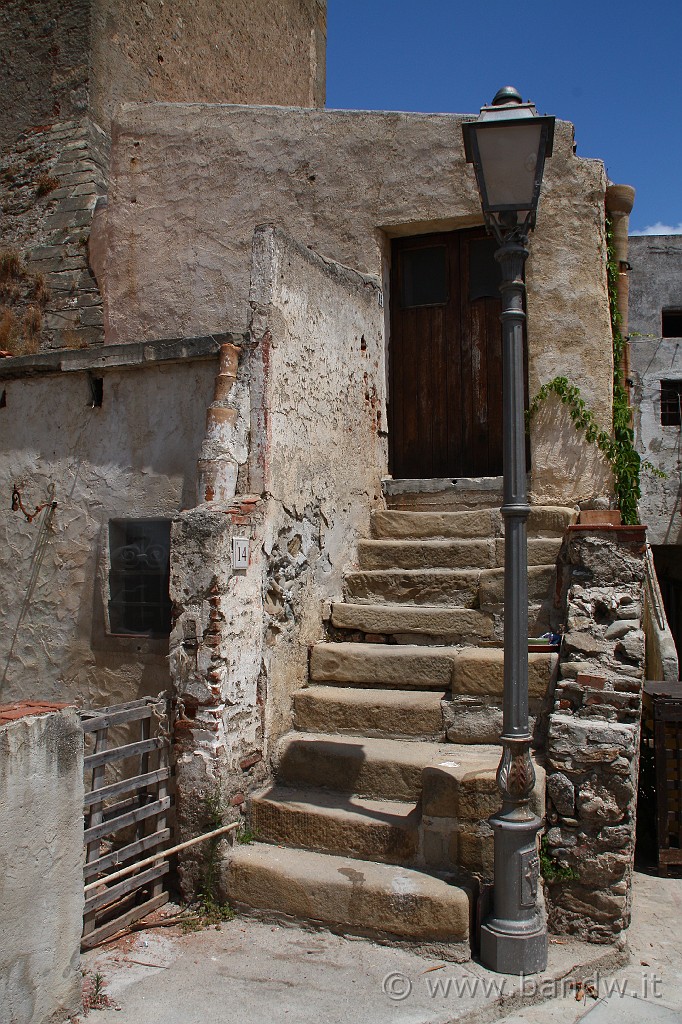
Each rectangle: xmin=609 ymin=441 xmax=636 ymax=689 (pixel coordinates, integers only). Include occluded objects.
xmin=605 ymin=183 xmax=636 ymax=396
xmin=197 ymin=338 xmax=243 ymax=505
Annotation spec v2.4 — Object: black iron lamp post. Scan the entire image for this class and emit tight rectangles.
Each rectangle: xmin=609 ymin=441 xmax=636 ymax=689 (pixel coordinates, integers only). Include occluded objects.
xmin=462 ymin=87 xmax=555 ymax=975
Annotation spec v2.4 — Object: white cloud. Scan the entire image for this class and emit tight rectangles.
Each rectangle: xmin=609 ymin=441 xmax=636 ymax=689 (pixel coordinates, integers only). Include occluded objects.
xmin=630 ymin=222 xmax=682 ymax=236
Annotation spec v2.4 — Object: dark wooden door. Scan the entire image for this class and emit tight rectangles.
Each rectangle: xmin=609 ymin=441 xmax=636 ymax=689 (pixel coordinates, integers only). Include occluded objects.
xmin=389 ymin=227 xmax=509 ymax=479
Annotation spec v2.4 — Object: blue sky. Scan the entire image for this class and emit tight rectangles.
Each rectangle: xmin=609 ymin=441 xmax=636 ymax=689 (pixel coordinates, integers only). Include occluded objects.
xmin=326 ymin=1 xmax=681 ymax=235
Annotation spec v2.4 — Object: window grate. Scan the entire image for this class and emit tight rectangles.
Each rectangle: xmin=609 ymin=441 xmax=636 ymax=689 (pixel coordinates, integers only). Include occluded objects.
xmin=660 ymin=381 xmax=682 ymax=427
xmin=108 ymin=520 xmax=171 ymax=637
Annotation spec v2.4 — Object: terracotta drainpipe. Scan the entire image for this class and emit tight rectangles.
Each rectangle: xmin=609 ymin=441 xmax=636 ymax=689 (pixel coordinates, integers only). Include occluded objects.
xmin=605 ymin=183 xmax=636 ymax=399
xmin=197 ymin=340 xmax=242 ymax=504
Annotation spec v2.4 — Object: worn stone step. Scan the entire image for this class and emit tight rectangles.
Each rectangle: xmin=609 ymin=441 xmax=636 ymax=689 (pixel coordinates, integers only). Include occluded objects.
xmin=293 ymin=685 xmax=444 ymax=739
xmin=275 ymin=732 xmax=450 ymax=800
xmin=344 ymin=568 xmax=480 ymax=607
xmin=250 ymin=786 xmax=420 ymax=865
xmin=369 ymin=505 xmax=574 ymax=541
xmin=357 ymin=537 xmax=562 ymax=572
xmin=357 ymin=538 xmax=495 ymax=571
xmin=478 ymin=565 xmax=557 ymax=607
xmin=224 ymin=842 xmax=471 ymax=947
xmin=494 ymin=537 xmax=563 ymax=567
xmin=452 ymin=647 xmax=558 ymax=699
xmin=370 ymin=509 xmax=500 ymax=540
xmin=330 ymin=602 xmax=495 ymax=642
xmin=310 ymin=641 xmax=455 ymax=689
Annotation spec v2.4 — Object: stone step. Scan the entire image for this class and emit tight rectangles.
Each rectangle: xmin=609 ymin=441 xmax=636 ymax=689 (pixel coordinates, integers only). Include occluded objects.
xmin=371 ymin=509 xmax=500 ymax=540
xmin=310 ymin=641 xmax=455 ymax=689
xmin=344 ymin=568 xmax=481 ymax=607
xmin=478 ymin=565 xmax=557 ymax=607
xmin=330 ymin=602 xmax=495 ymax=642
xmin=357 ymin=537 xmax=562 ymax=572
xmin=370 ymin=505 xmax=575 ymax=541
xmin=452 ymin=647 xmax=558 ymax=699
xmin=224 ymin=842 xmax=472 ymax=947
xmin=250 ymin=786 xmax=420 ymax=865
xmin=274 ymin=732 xmax=533 ymax=816
xmin=310 ymin=641 xmax=558 ymax=699
xmin=344 ymin=564 xmax=557 ymax=608
xmin=275 ymin=732 xmax=450 ymax=801
xmin=293 ymin=685 xmax=444 ymax=739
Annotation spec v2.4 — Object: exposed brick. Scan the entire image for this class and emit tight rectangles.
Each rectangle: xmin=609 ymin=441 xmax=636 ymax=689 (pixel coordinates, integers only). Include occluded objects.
xmin=240 ymin=751 xmax=262 ymax=771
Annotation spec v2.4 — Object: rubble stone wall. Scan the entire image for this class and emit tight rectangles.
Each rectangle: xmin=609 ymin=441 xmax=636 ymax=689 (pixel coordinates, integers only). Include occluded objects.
xmin=543 ymin=526 xmax=646 ymax=941
xmin=0 ymin=117 xmax=108 ymax=353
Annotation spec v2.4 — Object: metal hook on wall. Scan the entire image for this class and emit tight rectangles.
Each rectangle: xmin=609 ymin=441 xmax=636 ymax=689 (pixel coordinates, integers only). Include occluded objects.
xmin=11 ymin=482 xmax=57 ymax=523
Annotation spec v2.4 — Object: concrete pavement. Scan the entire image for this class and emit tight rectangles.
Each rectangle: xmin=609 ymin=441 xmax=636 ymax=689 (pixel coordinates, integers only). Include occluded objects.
xmin=81 ymin=870 xmax=682 ymax=1023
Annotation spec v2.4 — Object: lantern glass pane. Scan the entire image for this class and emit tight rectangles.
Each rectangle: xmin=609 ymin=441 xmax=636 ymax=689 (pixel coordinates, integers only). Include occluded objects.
xmin=476 ymin=123 xmax=543 ymax=210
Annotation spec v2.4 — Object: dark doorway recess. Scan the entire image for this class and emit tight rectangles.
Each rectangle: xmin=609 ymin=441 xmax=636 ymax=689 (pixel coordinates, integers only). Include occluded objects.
xmin=389 ymin=226 xmax=529 ymax=480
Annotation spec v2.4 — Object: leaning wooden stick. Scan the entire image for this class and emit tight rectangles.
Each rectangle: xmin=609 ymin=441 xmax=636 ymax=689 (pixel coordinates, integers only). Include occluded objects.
xmin=83 ymin=821 xmax=240 ymax=894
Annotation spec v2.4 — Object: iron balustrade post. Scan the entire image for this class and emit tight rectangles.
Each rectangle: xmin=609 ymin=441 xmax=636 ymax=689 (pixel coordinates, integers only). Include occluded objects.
xmin=479 ymin=232 xmax=548 ymax=975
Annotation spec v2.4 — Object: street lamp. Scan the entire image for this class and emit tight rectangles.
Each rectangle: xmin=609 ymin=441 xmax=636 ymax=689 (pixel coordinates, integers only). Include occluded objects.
xmin=463 ymin=87 xmax=555 ymax=976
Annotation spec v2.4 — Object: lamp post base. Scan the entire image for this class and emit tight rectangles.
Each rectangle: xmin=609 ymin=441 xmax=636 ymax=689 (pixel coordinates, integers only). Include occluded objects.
xmin=479 ymin=808 xmax=547 ymax=975
xmin=480 ymin=916 xmax=548 ymax=976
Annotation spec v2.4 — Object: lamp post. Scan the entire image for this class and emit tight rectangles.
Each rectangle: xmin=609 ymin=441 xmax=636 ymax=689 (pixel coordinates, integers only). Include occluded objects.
xmin=463 ymin=87 xmax=555 ymax=975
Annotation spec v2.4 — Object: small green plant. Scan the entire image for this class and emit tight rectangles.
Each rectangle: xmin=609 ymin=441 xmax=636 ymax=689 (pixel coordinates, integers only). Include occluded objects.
xmin=236 ymin=824 xmax=255 ymax=845
xmin=539 ymin=835 xmax=579 ymax=883
xmin=81 ymin=969 xmax=114 ymax=1013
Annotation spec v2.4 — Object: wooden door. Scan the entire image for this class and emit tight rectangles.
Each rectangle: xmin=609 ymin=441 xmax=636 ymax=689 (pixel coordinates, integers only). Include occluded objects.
xmin=389 ymin=227 xmax=509 ymax=479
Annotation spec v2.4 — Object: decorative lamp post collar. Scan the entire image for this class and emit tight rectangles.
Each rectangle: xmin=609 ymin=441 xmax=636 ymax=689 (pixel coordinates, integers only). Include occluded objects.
xmin=463 ymin=88 xmax=555 ymax=244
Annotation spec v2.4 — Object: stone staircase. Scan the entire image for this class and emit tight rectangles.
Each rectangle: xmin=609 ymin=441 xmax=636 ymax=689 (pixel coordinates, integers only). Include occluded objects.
xmin=224 ymin=498 xmax=572 ymax=956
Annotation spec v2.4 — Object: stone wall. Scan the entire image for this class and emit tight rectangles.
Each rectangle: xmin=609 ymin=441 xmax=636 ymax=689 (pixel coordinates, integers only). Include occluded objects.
xmin=543 ymin=526 xmax=646 ymax=941
xmin=106 ymin=103 xmax=614 ymax=506
xmin=0 ymin=703 xmax=84 ymax=1024
xmin=0 ymin=117 xmax=108 ymax=353
xmin=629 ymin=235 xmax=682 ymax=545
xmin=169 ymin=228 xmax=386 ymax=892
xmin=0 ymin=0 xmax=90 ymax=152
xmin=0 ymin=340 xmax=217 ymax=708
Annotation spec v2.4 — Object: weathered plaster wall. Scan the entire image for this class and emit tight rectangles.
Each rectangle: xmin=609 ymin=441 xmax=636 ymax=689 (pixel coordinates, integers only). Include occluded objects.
xmin=248 ymin=227 xmax=387 ymax=743
xmin=169 ymin=229 xmax=386 ymax=892
xmin=106 ymin=104 xmax=614 ymax=504
xmin=90 ymin=0 xmax=326 ymax=125
xmin=0 ymin=350 xmax=216 ymax=708
xmin=0 ymin=704 xmax=84 ymax=1024
xmin=629 ymin=235 xmax=682 ymax=544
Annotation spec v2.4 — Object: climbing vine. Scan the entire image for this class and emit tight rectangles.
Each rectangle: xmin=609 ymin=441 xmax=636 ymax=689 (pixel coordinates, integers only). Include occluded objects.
xmin=528 ymin=214 xmax=663 ymax=525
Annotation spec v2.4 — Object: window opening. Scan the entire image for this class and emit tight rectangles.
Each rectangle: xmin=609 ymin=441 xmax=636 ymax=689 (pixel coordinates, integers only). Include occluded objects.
xmin=400 ymin=245 xmax=448 ymax=308
xmin=89 ymin=375 xmax=103 ymax=407
xmin=662 ymin=310 xmax=682 ymax=338
xmin=468 ymin=237 xmax=501 ymax=301
xmin=108 ymin=519 xmax=171 ymax=636
xmin=660 ymin=380 xmax=682 ymax=426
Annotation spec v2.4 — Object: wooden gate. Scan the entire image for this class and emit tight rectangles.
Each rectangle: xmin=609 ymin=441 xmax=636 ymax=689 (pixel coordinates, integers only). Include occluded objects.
xmin=80 ymin=696 xmax=173 ymax=949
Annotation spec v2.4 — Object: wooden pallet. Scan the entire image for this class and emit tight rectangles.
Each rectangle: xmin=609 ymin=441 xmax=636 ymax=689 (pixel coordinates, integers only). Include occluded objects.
xmin=80 ymin=697 xmax=173 ymax=948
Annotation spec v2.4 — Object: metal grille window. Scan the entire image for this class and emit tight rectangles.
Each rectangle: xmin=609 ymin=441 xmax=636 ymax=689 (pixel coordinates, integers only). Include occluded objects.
xmin=660 ymin=381 xmax=682 ymax=427
xmin=108 ymin=520 xmax=171 ymax=637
